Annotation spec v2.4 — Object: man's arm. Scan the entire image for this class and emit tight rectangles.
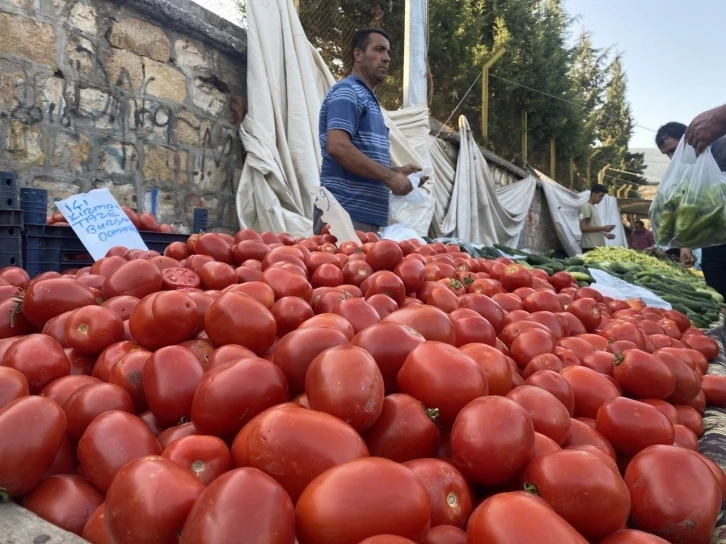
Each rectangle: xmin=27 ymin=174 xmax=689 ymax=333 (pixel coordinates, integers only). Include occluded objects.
xmin=579 ymin=219 xmax=607 ymax=233
xmin=685 ymin=103 xmax=726 ymax=154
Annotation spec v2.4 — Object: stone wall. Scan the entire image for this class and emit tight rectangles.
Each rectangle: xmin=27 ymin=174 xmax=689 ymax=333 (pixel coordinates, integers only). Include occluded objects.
xmin=0 ymin=0 xmax=247 ymax=232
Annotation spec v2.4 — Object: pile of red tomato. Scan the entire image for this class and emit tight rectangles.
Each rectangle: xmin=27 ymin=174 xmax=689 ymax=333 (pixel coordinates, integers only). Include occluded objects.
xmin=1 ymin=226 xmax=725 ymax=544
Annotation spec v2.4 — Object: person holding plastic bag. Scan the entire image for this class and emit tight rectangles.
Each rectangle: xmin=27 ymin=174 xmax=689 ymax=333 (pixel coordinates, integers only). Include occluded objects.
xmin=315 ymin=28 xmax=427 ymax=235
xmin=655 ymin=120 xmax=726 ymax=299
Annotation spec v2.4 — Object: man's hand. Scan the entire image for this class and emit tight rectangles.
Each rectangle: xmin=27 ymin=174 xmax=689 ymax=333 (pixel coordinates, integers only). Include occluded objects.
xmin=605 ymin=233 xmax=616 ymax=240
xmin=393 ymin=164 xmax=429 ymax=187
xmin=386 ymin=171 xmax=414 ymax=196
xmin=602 ymin=225 xmax=616 ymax=233
xmin=685 ymin=104 xmax=726 ymax=154
xmin=680 ymin=247 xmax=696 ymax=268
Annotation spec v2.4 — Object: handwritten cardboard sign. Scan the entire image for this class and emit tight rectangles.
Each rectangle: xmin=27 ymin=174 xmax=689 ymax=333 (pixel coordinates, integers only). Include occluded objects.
xmin=55 ymin=188 xmax=148 ymax=260
xmin=311 ymin=187 xmax=361 ymax=245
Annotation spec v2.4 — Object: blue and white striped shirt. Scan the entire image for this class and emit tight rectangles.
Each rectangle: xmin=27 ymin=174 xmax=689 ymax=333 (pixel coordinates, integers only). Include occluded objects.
xmin=319 ymin=75 xmax=391 ymax=226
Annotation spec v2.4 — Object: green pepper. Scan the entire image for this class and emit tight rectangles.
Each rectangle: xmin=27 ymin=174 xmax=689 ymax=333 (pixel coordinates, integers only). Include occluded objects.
xmin=675 ymin=204 xmax=725 ymax=247
xmin=675 ymin=205 xmax=700 ymax=235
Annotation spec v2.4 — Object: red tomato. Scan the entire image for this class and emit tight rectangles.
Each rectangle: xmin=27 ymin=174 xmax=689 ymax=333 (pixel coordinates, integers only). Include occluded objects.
xmin=63 ymin=382 xmax=134 ymax=441
xmin=625 ymin=445 xmax=721 ymax=543
xmin=102 ymin=260 xmax=163 ymax=299
xmin=566 ymin=298 xmax=602 ymax=332
xmin=506 ymin=385 xmax=571 ymax=445
xmin=3 ymin=334 xmax=70 ymax=394
xmin=499 ymin=264 xmax=533 ymax=292
xmin=191 ymin=358 xmax=289 ymax=439
xmin=295 ymin=457 xmax=430 ymax=544
xmin=523 ymin=290 xmax=564 ymax=313
xmin=332 ymin=297 xmax=380 ymax=334
xmin=0 ymin=266 xmax=30 ymax=288
xmin=157 ymin=422 xmax=200 ymax=450
xmin=204 ymin=292 xmax=277 ymax=355
xmin=21 ymin=278 xmax=98 ymax=328
xmin=398 ymin=341 xmax=487 ymax=428
xmin=458 ymin=343 xmax=512 ymax=396
xmin=194 ymin=233 xmax=233 ymax=263
xmin=101 ymin=295 xmax=140 ymax=321
xmin=683 ymin=334 xmax=719 ymax=361
xmin=0 ymin=396 xmax=67 ymax=496
xmin=270 ymin=296 xmax=313 ymax=337
xmin=458 ymin=294 xmax=505 ymax=333
xmin=491 ymin=293 xmax=523 ymax=313
xmin=451 ymin=396 xmax=534 ymax=486
xmin=260 ymin=266 xmax=313 ymax=302
xmin=675 ymin=405 xmax=704 ymax=437
xmin=599 ymin=529 xmax=670 ymax=543
xmin=237 ymin=405 xmax=368 ymax=503
xmin=422 ymin=525 xmax=467 ymax=544
xmin=696 ymin=452 xmax=726 ymax=497
xmin=81 ymin=504 xmax=111 ymax=544
xmin=673 ymin=423 xmax=699 ymax=451
xmin=105 ymin=456 xmax=205 ymax=544
xmin=469 ymin=278 xmax=504 ymax=297
xmin=523 ymin=370 xmax=575 ymax=416
xmin=595 ymin=397 xmax=675 ymax=457
xmin=272 ymin=327 xmax=349 ymax=394
xmin=362 ymin=393 xmax=440 ymax=462
xmin=0 ymin=366 xmax=29 ymax=408
xmin=638 ymin=398 xmax=679 ymax=425
xmin=306 ymin=345 xmax=384 ymax=432
xmin=522 ymin=353 xmax=564 ymax=378
xmin=700 ymin=375 xmax=726 ymax=407
xmin=394 ymin=258 xmax=426 ymax=294
xmin=560 ymin=366 xmax=621 ymax=419
xmin=382 ymin=306 xmax=455 ymax=344
xmin=499 ymin=321 xmax=549 ymax=347
xmin=63 ymin=306 xmax=124 ymax=356
xmin=523 ymin=450 xmax=630 ymax=540
xmin=580 ymin=351 xmax=614 ymax=376
xmin=162 ymin=435 xmax=231 ymax=485
xmin=532 ymin=432 xmax=562 ymax=458
xmin=562 ymin=418 xmax=616 ymax=459
xmin=366 ymin=241 xmax=404 ymax=271
xmin=466 ymin=491 xmax=588 ymax=543
xmin=179 ymin=467 xmax=295 ymax=544
xmin=452 ymin=315 xmax=496 ymax=347
xmin=298 ymin=313 xmax=355 ymax=340
xmin=22 ymin=474 xmax=104 ymax=535
xmin=403 ymin=458 xmax=472 ymax=529
xmin=143 ymin=346 xmax=203 ymax=424
xmin=42 ymin=310 xmax=71 ymax=347
xmin=510 ymin=328 xmax=556 ymax=369
xmin=612 ymin=349 xmax=676 ymax=400
xmin=128 ymin=291 xmax=199 ymax=351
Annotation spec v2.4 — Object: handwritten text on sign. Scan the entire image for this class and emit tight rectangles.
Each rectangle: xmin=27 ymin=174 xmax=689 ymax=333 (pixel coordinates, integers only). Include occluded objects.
xmin=56 ymin=188 xmax=148 ymax=260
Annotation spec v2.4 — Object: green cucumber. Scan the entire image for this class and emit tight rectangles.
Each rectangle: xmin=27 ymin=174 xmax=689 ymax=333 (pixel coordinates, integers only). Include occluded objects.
xmin=532 ymin=265 xmax=554 ymax=276
xmin=570 ymin=272 xmax=594 ymax=283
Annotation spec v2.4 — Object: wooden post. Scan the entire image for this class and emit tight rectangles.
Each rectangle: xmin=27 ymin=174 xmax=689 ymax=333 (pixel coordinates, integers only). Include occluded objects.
xmin=481 ymin=48 xmax=506 ymax=140
xmin=293 ymin=0 xmax=299 ymax=11
xmin=569 ymin=157 xmax=574 ymax=188
xmin=550 ymin=138 xmax=555 ymax=179
xmin=521 ymin=110 xmax=528 ymax=164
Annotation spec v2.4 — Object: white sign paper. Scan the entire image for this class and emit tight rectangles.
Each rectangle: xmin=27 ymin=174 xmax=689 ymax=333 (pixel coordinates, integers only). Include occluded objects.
xmin=312 ymin=187 xmax=361 ymax=246
xmin=55 ymin=188 xmax=148 ymax=260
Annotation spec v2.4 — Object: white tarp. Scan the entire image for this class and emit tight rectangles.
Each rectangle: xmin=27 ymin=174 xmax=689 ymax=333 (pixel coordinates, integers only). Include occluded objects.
xmin=238 ymin=0 xmax=436 ymax=237
xmin=429 ymin=116 xmax=536 ymax=246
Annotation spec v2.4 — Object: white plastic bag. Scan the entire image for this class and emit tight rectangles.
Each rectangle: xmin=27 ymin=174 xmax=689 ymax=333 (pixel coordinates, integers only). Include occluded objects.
xmin=381 ymin=222 xmax=426 ymax=244
xmin=389 ymin=172 xmax=433 ymax=236
xmin=587 ymin=268 xmax=671 ymax=309
xmin=650 ymin=137 xmax=726 ymax=248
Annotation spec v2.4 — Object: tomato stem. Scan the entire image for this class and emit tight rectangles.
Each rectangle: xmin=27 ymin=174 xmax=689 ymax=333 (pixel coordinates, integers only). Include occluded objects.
xmin=523 ymin=482 xmax=539 ymax=496
xmin=9 ymin=296 xmax=23 ymax=329
xmin=178 ymin=416 xmax=190 ymax=425
xmin=422 ymin=404 xmax=440 ymax=427
xmin=612 ymin=352 xmax=625 ymax=366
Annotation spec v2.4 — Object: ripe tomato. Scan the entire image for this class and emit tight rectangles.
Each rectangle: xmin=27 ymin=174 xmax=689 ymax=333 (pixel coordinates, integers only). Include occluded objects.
xmin=580 ymin=351 xmax=615 ymax=376
xmin=613 ymin=349 xmax=676 ymax=400
xmin=92 ymin=340 xmax=144 ymax=382
xmin=332 ymin=297 xmax=380 ymax=333
xmin=270 ymin=296 xmax=314 ymax=337
xmin=532 ymin=432 xmax=561 ymax=458
xmin=296 ymin=457 xmax=430 ymax=544
xmin=0 ymin=396 xmax=67 ymax=496
xmin=562 ymin=418 xmax=616 ymax=459
xmin=403 ymin=458 xmax=472 ymax=529
xmin=81 ymin=504 xmax=111 ymax=544
xmin=179 ymin=467 xmax=295 ymax=544
xmin=458 ymin=343 xmax=513 ymax=396
xmin=673 ymin=424 xmax=699 ymax=450
xmin=102 ymin=260 xmax=163 ymax=299
xmin=566 ymin=298 xmax=602 ymax=332
xmin=63 ymin=306 xmax=124 ymax=356
xmin=22 ymin=278 xmax=98 ymax=328
xmin=398 ymin=341 xmax=487 ymax=428
xmin=700 ymin=375 xmax=726 ymax=407
xmin=625 ymin=445 xmax=721 ymax=543
xmin=468 ymin=278 xmax=504 ymax=297
xmin=675 ymin=405 xmax=704 ymax=437
xmin=105 ymin=456 xmax=205 ymax=544
xmin=522 ymin=353 xmax=564 ymax=378
xmin=128 ymin=292 xmax=200 ymax=351
xmin=204 ymin=292 xmax=277 ymax=355
xmin=557 ymin=336 xmax=596 ymax=362
xmin=560 ymin=366 xmax=620 ymax=419
xmin=499 ymin=264 xmax=533 ymax=292
xmin=366 ymin=241 xmax=404 ymax=271
xmin=452 ymin=315 xmax=496 ymax=347
xmin=466 ymin=491 xmax=588 ymax=543
xmin=523 ymin=450 xmax=630 ymax=540
xmin=510 ymin=328 xmax=556 ymax=369
xmin=260 ymin=267 xmax=313 ymax=302
xmin=458 ymin=294 xmax=505 ymax=333
xmin=423 ymin=525 xmax=467 ymax=544
xmin=382 ymin=306 xmax=455 ymax=344
xmin=195 ymin=233 xmax=233 ymax=263
xmin=271 ymin=327 xmax=349 ymax=394
xmin=523 ymin=290 xmax=564 ymax=313
xmin=238 ymin=405 xmax=369 ymax=502
xmin=22 ymin=474 xmax=104 ymax=536
xmin=227 ymin=281 xmax=276 ymax=309
xmin=161 ymin=435 xmax=231 ymax=485
xmin=451 ymin=396 xmax=534 ymax=486
xmin=63 ymin=382 xmax=135 ymax=441
xmin=0 ymin=266 xmax=30 ymax=288
xmin=101 ymin=295 xmax=140 ymax=321
xmin=191 ymin=358 xmax=289 ymax=439
xmin=598 ymin=529 xmax=670 ymax=543
xmin=143 ymin=346 xmax=204 ymax=424
xmin=157 ymin=422 xmax=200 ymax=450
xmin=362 ymin=393 xmax=440 ymax=462
xmin=78 ymin=411 xmax=162 ymax=492
xmin=305 ymin=345 xmax=384 ymax=432
xmin=298 ymin=313 xmax=356 ymax=340
xmin=0 ymin=366 xmax=29 ymax=409
xmin=640 ymin=398 xmax=679 ymax=425
xmin=42 ymin=310 xmax=71 ymax=347
xmin=682 ymin=334 xmax=719 ymax=361
xmin=3 ymin=334 xmax=70 ymax=394
xmin=394 ymin=258 xmax=425 ymax=294
xmin=506 ymin=385 xmax=571 ymax=445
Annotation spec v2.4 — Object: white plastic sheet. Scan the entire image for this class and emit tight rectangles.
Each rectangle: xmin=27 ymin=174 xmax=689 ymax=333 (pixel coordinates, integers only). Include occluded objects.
xmin=587 ymin=268 xmax=672 ymax=309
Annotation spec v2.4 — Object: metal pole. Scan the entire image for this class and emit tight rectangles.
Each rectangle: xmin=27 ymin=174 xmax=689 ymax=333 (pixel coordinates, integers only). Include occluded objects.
xmin=403 ymin=0 xmax=428 ymax=107
xmin=481 ymin=48 xmax=506 ymax=140
xmin=521 ymin=110 xmax=528 ymax=165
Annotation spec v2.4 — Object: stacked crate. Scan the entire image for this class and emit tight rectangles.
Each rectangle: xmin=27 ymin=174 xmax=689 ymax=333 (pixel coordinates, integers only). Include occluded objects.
xmin=0 ymin=172 xmax=23 ymax=269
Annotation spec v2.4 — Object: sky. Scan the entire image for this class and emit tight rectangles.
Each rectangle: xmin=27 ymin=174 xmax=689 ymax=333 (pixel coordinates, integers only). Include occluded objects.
xmin=197 ymin=0 xmax=724 ymax=152
xmin=565 ymin=0 xmax=725 ymax=150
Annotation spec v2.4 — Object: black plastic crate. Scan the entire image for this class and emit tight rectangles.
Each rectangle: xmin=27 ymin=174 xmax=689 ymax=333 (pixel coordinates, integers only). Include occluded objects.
xmin=22 ymin=209 xmax=47 ymax=225
xmin=0 ymin=172 xmax=16 ymax=189
xmin=20 ymin=187 xmax=48 ymax=206
xmin=140 ymin=231 xmax=190 ymax=253
xmin=0 ymin=251 xmax=21 ymax=268
xmin=193 ymin=208 xmax=208 ymax=233
xmin=0 ymin=210 xmax=23 ymax=228
xmin=0 ymin=188 xmax=18 ymax=210
xmin=0 ymin=234 xmax=21 ymax=254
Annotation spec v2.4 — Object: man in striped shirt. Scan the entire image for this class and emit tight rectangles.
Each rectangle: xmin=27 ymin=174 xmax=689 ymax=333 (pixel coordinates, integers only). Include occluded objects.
xmin=315 ymin=28 xmax=425 ymax=235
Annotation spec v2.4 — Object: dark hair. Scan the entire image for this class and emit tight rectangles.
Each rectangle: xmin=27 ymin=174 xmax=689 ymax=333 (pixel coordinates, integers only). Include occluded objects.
xmin=655 ymin=122 xmax=686 ymax=147
xmin=590 ymin=184 xmax=608 ymax=195
xmin=350 ymin=28 xmax=391 ymax=66
xmin=635 ymin=220 xmax=645 ymax=228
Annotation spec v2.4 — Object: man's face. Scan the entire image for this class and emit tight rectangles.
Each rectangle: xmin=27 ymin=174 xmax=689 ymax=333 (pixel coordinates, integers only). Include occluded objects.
xmin=592 ymin=192 xmax=606 ymax=204
xmin=635 ymin=222 xmax=644 ymax=232
xmin=658 ymin=136 xmax=679 ymax=159
xmin=355 ymin=33 xmax=391 ymax=85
